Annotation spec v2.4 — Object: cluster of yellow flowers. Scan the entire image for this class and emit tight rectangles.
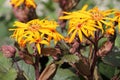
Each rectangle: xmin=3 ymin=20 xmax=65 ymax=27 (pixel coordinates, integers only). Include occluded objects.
xmin=59 ymin=5 xmax=118 ymax=43
xmin=9 ymin=0 xmax=120 ymax=54
xmin=9 ymin=19 xmax=64 ymax=54
xmin=10 ymin=0 xmax=36 ymax=8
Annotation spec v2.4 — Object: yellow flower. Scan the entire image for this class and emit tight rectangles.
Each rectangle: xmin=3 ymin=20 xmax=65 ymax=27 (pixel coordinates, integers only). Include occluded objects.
xmin=39 ymin=20 xmax=64 ymax=44
xmin=106 ymin=27 xmax=115 ymax=35
xmin=68 ymin=18 xmax=96 ymax=43
xmin=9 ymin=19 xmax=41 ymax=40
xmin=9 ymin=21 xmax=28 ymax=41
xmin=59 ymin=5 xmax=91 ymax=20
xmin=25 ymin=0 xmax=36 ymax=8
xmin=10 ymin=0 xmax=36 ymax=8
xmin=89 ymin=7 xmax=114 ymax=33
xmin=115 ymin=10 xmax=120 ymax=32
xmin=59 ymin=5 xmax=96 ymax=43
xmin=9 ymin=19 xmax=64 ymax=54
xmin=27 ymin=19 xmax=42 ymax=32
xmin=21 ymin=32 xmax=49 ymax=54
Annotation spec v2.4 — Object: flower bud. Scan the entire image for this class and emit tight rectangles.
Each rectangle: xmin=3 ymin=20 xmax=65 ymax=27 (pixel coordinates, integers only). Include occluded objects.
xmin=0 ymin=45 xmax=16 ymax=58
xmin=12 ymin=7 xmax=37 ymax=23
xmin=58 ymin=0 xmax=80 ymax=11
xmin=18 ymin=51 xmax=34 ymax=65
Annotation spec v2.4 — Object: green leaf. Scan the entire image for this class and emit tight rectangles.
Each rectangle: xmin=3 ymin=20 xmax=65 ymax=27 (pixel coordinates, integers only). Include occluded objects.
xmin=63 ymin=54 xmax=79 ymax=63
xmin=17 ymin=61 xmax=35 ymax=80
xmin=0 ymin=69 xmax=17 ymax=80
xmin=102 ymin=47 xmax=120 ymax=67
xmin=98 ymin=62 xmax=115 ymax=79
xmin=115 ymin=34 xmax=120 ymax=48
xmin=53 ymin=68 xmax=80 ymax=80
xmin=98 ymin=38 xmax=107 ymax=48
xmin=114 ymin=67 xmax=120 ymax=75
xmin=0 ymin=23 xmax=8 ymax=39
xmin=41 ymin=0 xmax=55 ymax=12
xmin=81 ymin=46 xmax=90 ymax=57
xmin=76 ymin=0 xmax=95 ymax=10
xmin=0 ymin=53 xmax=13 ymax=70
xmin=58 ymin=54 xmax=79 ymax=65
xmin=26 ymin=44 xmax=34 ymax=54
xmin=0 ymin=53 xmax=17 ymax=80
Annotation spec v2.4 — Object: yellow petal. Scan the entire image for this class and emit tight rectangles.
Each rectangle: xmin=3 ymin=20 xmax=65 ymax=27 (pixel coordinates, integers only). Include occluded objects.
xmin=81 ymin=4 xmax=88 ymax=11
xmin=78 ymin=30 xmax=82 ymax=41
xmin=68 ymin=27 xmax=75 ymax=35
xmin=81 ymin=28 xmax=88 ymax=37
xmin=40 ymin=40 xmax=49 ymax=46
xmin=97 ymin=21 xmax=104 ymax=33
xmin=69 ymin=30 xmax=77 ymax=43
xmin=14 ymin=21 xmax=27 ymax=27
xmin=26 ymin=0 xmax=36 ymax=8
xmin=101 ymin=20 xmax=110 ymax=26
xmin=36 ymin=43 xmax=41 ymax=54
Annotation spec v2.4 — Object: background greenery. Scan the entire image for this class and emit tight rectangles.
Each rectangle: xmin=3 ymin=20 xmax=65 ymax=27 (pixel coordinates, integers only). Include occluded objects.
xmin=0 ymin=0 xmax=120 ymax=80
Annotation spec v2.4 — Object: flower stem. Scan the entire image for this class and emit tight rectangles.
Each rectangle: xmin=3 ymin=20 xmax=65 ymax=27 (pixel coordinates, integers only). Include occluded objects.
xmin=12 ymin=57 xmax=21 ymax=72
xmin=89 ymin=31 xmax=99 ymax=80
xmin=33 ymin=53 xmax=40 ymax=80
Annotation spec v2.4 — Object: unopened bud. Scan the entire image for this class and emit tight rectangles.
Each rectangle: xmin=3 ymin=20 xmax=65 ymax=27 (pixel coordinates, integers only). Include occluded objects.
xmin=13 ymin=6 xmax=37 ymax=23
xmin=70 ymin=39 xmax=79 ymax=54
xmin=0 ymin=45 xmax=16 ymax=58
xmin=58 ymin=0 xmax=80 ymax=11
xmin=18 ymin=51 xmax=34 ymax=65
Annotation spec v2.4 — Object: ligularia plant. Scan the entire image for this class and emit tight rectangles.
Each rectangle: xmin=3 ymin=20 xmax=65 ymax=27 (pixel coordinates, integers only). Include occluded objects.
xmin=0 ymin=0 xmax=120 ymax=80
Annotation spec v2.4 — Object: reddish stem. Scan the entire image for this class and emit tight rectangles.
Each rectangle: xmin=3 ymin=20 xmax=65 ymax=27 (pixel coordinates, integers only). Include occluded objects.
xmin=90 ymin=31 xmax=99 ymax=79
xmin=33 ymin=53 xmax=40 ymax=80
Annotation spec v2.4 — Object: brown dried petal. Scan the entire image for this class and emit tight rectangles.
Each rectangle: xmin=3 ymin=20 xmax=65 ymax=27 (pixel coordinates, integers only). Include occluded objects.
xmin=74 ymin=60 xmax=90 ymax=76
xmin=97 ymin=41 xmax=114 ymax=57
xmin=18 ymin=51 xmax=34 ymax=65
xmin=41 ymin=48 xmax=61 ymax=56
xmin=39 ymin=63 xmax=57 ymax=80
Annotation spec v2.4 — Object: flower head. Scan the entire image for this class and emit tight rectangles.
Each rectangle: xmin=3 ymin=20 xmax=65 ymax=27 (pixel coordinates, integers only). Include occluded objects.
xmin=68 ymin=18 xmax=96 ymax=43
xmin=106 ymin=27 xmax=115 ymax=35
xmin=60 ymin=5 xmax=91 ymax=20
xmin=39 ymin=20 xmax=64 ymax=44
xmin=10 ymin=19 xmax=64 ymax=54
xmin=89 ymin=7 xmax=114 ymax=33
xmin=10 ymin=0 xmax=36 ymax=8
xmin=59 ymin=5 xmax=96 ymax=43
